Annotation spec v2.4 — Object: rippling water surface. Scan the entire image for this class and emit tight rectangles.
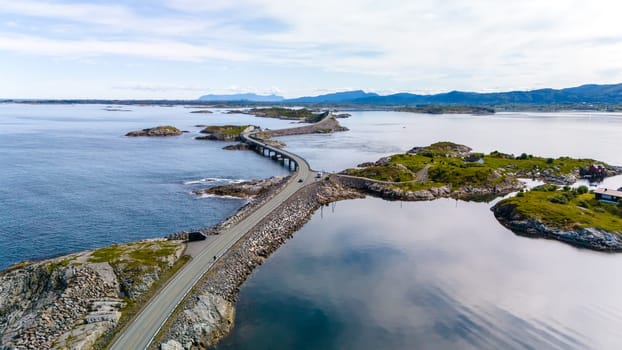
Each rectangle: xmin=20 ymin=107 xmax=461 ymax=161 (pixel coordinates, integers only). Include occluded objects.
xmin=0 ymin=104 xmax=291 ymax=269
xmin=3 ymin=106 xmax=622 ymax=349
xmin=218 ymin=111 xmax=622 ymax=350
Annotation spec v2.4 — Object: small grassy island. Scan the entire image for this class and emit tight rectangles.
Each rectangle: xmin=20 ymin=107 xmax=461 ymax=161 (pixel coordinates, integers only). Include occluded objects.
xmin=492 ymin=185 xmax=622 ymax=251
xmin=196 ymin=125 xmax=255 ymax=141
xmin=125 ymin=125 xmax=183 ymax=137
xmin=340 ymin=141 xmax=619 ymax=201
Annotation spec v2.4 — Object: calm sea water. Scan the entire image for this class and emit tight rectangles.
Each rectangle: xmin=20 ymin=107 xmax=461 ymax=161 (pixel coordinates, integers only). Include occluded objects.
xmin=3 ymin=106 xmax=622 ymax=349
xmin=0 ymin=104 xmax=292 ymax=270
xmin=217 ymin=111 xmax=622 ymax=350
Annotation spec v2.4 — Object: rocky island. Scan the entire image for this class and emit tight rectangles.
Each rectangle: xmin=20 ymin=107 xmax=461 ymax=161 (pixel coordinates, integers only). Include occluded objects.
xmin=125 ymin=125 xmax=183 ymax=137
xmin=228 ymin=107 xmax=318 ymax=121
xmin=192 ymin=176 xmax=287 ymax=198
xmin=195 ymin=125 xmax=256 ymax=141
xmin=339 ymin=142 xmax=621 ymax=201
xmin=0 ymin=240 xmax=187 ymax=349
xmin=492 ymin=185 xmax=622 ymax=251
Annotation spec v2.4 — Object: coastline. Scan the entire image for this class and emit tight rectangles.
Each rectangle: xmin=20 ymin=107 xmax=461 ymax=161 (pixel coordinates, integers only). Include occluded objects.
xmin=157 ymin=178 xmax=363 ymax=349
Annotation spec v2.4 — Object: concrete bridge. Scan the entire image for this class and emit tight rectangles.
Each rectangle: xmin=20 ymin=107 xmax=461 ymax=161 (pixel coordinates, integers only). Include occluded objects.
xmin=240 ymin=133 xmax=302 ymax=172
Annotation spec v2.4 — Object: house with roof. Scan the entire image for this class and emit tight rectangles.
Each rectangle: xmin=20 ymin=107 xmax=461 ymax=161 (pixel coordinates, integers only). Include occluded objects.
xmin=594 ymin=188 xmax=622 ymax=203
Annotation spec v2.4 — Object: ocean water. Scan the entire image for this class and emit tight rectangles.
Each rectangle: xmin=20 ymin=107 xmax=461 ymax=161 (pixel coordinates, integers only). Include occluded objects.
xmin=4 ymin=106 xmax=622 ymax=349
xmin=0 ymin=104 xmax=293 ymax=270
xmin=217 ymin=111 xmax=622 ymax=350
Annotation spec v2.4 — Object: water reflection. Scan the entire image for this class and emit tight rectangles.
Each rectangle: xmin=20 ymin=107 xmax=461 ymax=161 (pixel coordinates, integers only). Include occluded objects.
xmin=218 ymin=198 xmax=622 ymax=349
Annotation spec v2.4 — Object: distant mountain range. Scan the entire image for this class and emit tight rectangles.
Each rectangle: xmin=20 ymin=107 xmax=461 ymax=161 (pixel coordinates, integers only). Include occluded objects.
xmin=198 ymin=84 xmax=622 ymax=105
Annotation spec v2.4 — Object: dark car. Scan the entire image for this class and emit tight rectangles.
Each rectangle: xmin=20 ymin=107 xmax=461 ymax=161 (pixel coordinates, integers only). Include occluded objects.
xmin=297 ymin=179 xmax=303 ymax=183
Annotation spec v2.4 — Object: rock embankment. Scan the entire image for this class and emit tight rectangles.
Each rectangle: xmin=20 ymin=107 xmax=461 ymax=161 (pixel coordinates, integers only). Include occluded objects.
xmin=125 ymin=126 xmax=183 ymax=137
xmin=336 ymin=174 xmax=523 ymax=201
xmin=0 ymin=239 xmax=185 ymax=349
xmin=192 ymin=176 xmax=288 ymax=198
xmin=158 ymin=178 xmax=363 ymax=349
xmin=491 ymin=202 xmax=622 ymax=251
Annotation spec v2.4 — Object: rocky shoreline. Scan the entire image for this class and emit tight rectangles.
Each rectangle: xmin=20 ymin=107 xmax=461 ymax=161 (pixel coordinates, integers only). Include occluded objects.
xmin=336 ymin=174 xmax=524 ymax=201
xmin=192 ymin=176 xmax=287 ymax=198
xmin=0 ymin=240 xmax=186 ymax=350
xmin=157 ymin=178 xmax=363 ymax=349
xmin=491 ymin=202 xmax=622 ymax=251
xmin=125 ymin=126 xmax=183 ymax=137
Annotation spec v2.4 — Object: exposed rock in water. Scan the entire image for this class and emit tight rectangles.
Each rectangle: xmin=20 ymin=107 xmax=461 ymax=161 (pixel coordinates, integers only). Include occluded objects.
xmin=0 ymin=239 xmax=185 ymax=349
xmin=193 ymin=176 xmax=287 ymax=198
xmin=190 ymin=110 xmax=213 ymax=114
xmin=125 ymin=125 xmax=183 ymax=137
xmin=334 ymin=113 xmax=351 ymax=118
xmin=491 ymin=202 xmax=622 ymax=251
xmin=222 ymin=143 xmax=251 ymax=151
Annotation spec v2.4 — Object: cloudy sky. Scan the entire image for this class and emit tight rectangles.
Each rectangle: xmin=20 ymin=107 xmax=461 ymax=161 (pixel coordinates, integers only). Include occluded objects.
xmin=1 ymin=0 xmax=621 ymax=99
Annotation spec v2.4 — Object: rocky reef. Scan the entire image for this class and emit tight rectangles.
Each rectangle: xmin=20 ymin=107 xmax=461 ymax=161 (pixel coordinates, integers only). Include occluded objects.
xmin=157 ymin=178 xmax=363 ymax=349
xmin=125 ymin=126 xmax=183 ymax=137
xmin=192 ymin=176 xmax=288 ymax=198
xmin=0 ymin=239 xmax=185 ymax=349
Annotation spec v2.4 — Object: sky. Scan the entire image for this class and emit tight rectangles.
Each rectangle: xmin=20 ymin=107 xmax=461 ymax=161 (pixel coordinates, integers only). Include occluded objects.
xmin=1 ymin=0 xmax=622 ymax=99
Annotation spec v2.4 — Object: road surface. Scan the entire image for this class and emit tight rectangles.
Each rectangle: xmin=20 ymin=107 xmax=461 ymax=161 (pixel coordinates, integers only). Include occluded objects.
xmin=110 ymin=132 xmax=314 ymax=350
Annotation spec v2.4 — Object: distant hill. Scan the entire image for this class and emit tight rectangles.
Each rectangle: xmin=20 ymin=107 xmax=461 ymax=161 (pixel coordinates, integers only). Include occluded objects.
xmin=285 ymin=90 xmax=379 ymax=103
xmin=198 ymin=93 xmax=284 ymax=102
xmin=278 ymin=84 xmax=622 ymax=105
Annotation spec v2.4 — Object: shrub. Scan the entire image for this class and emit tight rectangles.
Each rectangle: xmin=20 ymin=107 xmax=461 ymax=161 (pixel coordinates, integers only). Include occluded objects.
xmin=576 ymin=185 xmax=589 ymax=195
xmin=546 ymin=158 xmax=554 ymax=164
xmin=549 ymin=194 xmax=569 ymax=204
xmin=519 ymin=153 xmax=528 ymax=160
xmin=577 ymin=200 xmax=591 ymax=209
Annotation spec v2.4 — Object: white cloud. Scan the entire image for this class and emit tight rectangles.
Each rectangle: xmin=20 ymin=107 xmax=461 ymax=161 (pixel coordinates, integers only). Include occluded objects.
xmin=2 ymin=0 xmax=622 ymax=95
xmin=0 ymin=34 xmax=250 ymax=62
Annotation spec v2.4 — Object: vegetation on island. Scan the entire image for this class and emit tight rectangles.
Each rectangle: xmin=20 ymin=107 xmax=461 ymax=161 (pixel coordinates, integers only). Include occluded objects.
xmin=396 ymin=105 xmax=495 ymax=115
xmin=342 ymin=142 xmax=617 ymax=194
xmin=196 ymin=125 xmax=254 ymax=141
xmin=125 ymin=125 xmax=183 ymax=137
xmin=495 ymin=185 xmax=622 ymax=233
xmin=200 ymin=125 xmax=250 ymax=136
xmin=250 ymin=107 xmax=314 ymax=119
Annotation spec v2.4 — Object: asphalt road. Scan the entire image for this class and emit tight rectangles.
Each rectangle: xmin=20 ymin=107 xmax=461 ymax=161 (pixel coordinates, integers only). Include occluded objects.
xmin=109 ymin=133 xmax=314 ymax=350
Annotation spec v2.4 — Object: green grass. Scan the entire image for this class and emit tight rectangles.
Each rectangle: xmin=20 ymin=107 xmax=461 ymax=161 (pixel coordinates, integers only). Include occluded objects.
xmin=343 ymin=142 xmax=611 ymax=194
xmin=94 ymin=253 xmax=191 ymax=350
xmin=204 ymin=125 xmax=249 ymax=136
xmin=499 ymin=187 xmax=622 ymax=232
xmin=482 ymin=154 xmax=597 ymax=177
xmin=251 ymin=107 xmax=315 ymax=120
